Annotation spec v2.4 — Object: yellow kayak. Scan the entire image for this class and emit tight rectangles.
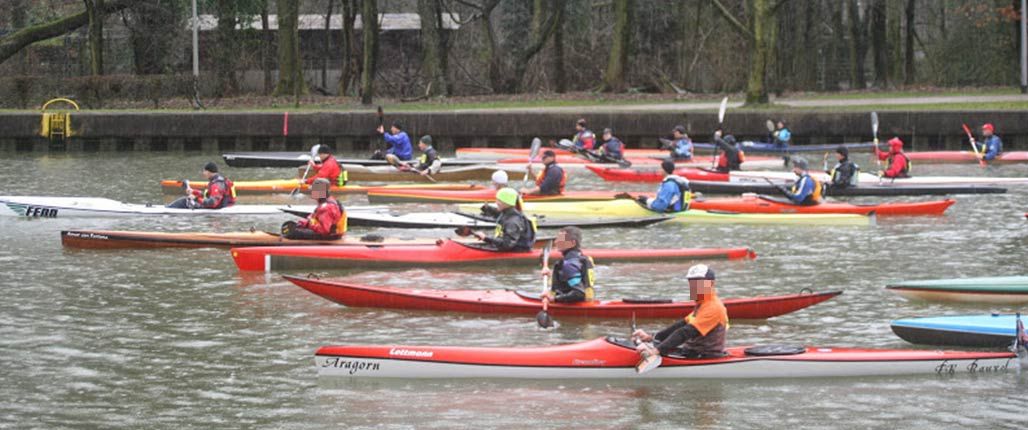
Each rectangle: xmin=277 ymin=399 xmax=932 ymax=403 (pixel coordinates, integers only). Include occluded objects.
xmin=458 ymin=200 xmax=873 ymax=226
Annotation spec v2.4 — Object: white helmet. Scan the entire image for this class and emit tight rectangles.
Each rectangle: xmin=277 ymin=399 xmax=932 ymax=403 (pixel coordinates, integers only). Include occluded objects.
xmin=491 ymin=170 xmax=509 ymax=185
xmin=686 ymin=264 xmax=715 ymax=280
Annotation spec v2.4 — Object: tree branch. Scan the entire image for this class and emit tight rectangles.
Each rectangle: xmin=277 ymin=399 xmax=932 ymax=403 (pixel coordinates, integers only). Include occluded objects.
xmin=710 ymin=0 xmax=753 ymax=40
xmin=0 ymin=0 xmax=135 ymax=66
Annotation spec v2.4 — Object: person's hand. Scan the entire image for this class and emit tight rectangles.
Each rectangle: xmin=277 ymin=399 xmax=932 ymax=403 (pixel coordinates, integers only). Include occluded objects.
xmin=419 ymin=169 xmax=429 ymax=176
xmin=714 ymin=130 xmax=723 ymax=139
xmin=877 ymin=170 xmax=885 ymax=177
xmin=540 ymin=268 xmax=552 ymax=277
xmin=298 ymin=178 xmax=306 ymax=186
xmin=471 ymin=231 xmax=486 ymax=240
xmin=308 ymin=159 xmax=317 ymax=168
xmin=632 ymin=329 xmax=652 ymax=343
xmin=376 ymin=125 xmax=384 ymax=134
xmin=635 ymin=195 xmax=648 ymax=205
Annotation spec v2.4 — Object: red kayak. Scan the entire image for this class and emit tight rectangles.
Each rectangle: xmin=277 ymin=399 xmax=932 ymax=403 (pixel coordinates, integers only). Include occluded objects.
xmin=691 ymin=196 xmax=955 ymax=216
xmin=907 ymin=151 xmax=1028 ymax=164
xmin=587 ymin=165 xmax=730 ymax=182
xmin=284 ymin=275 xmax=839 ymax=319
xmin=315 ymin=337 xmax=1018 ymax=379
xmin=231 ymin=239 xmax=756 ymax=272
xmin=367 ymin=188 xmax=623 ymax=204
xmin=498 ymin=155 xmax=745 ymax=166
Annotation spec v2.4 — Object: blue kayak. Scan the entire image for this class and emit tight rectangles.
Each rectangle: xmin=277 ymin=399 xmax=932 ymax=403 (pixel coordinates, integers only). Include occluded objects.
xmin=691 ymin=141 xmax=877 ymax=154
xmin=891 ymin=314 xmax=1027 ymax=348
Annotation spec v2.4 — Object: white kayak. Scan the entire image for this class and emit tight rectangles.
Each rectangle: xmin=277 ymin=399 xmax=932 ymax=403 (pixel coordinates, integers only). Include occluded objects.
xmin=728 ymin=171 xmax=1028 ymax=186
xmin=0 ymin=196 xmax=391 ymax=218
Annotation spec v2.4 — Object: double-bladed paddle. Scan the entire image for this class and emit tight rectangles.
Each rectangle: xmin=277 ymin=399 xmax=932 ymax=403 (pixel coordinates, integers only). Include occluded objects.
xmin=291 ymin=144 xmax=322 ymax=197
xmin=536 ymin=239 xmax=555 ymax=329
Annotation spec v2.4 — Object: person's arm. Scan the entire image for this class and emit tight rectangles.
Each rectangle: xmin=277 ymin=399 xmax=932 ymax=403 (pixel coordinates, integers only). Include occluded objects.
xmin=874 ymin=145 xmax=889 ymax=161
xmin=785 ymin=176 xmax=811 ymax=203
xmin=884 ymin=156 xmax=904 ymax=177
xmin=653 ymin=322 xmax=701 ymax=355
xmin=647 ymin=182 xmax=676 ymax=212
xmin=306 ymin=161 xmax=336 ymax=184
xmin=428 ymin=159 xmax=443 ymax=174
xmin=309 ymin=205 xmax=337 ymax=236
xmin=482 ymin=219 xmax=524 ymax=250
xmin=983 ymin=137 xmax=1001 ymax=161
xmin=201 ymin=183 xmax=225 ymax=208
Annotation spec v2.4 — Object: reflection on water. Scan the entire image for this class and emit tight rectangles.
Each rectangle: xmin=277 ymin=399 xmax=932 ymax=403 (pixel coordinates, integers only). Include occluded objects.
xmin=1 ymin=152 xmax=1027 ymax=428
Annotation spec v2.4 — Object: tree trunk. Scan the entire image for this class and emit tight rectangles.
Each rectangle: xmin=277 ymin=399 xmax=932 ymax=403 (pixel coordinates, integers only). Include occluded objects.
xmin=323 ymin=0 xmax=333 ymax=91
xmin=83 ymin=0 xmax=104 ymax=76
xmin=886 ymin=0 xmax=903 ymax=84
xmin=339 ymin=0 xmax=357 ymax=96
xmin=261 ymin=3 xmax=272 ymax=95
xmin=903 ymin=0 xmax=915 ymax=84
xmin=274 ymin=0 xmax=306 ymax=97
xmin=552 ymin=0 xmax=566 ymax=93
xmin=214 ymin=0 xmax=240 ymax=96
xmin=0 ymin=0 xmax=132 ymax=67
xmin=846 ymin=0 xmax=867 ymax=89
xmin=745 ymin=0 xmax=776 ymax=104
xmin=602 ymin=0 xmax=632 ymax=92
xmin=417 ymin=0 xmax=449 ymax=96
xmin=870 ymin=0 xmax=887 ymax=87
xmin=359 ymin=0 xmax=379 ymax=105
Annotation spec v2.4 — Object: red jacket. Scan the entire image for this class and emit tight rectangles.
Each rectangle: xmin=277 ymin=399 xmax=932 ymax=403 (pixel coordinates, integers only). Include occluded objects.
xmin=299 ymin=198 xmax=344 ymax=236
xmin=189 ymin=174 xmax=235 ymax=208
xmin=875 ymin=148 xmax=910 ymax=178
xmin=306 ymin=155 xmax=342 ymax=185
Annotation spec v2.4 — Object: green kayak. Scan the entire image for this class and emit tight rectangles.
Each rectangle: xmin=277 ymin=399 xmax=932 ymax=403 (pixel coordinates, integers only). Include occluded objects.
xmin=885 ymin=276 xmax=1028 ymax=304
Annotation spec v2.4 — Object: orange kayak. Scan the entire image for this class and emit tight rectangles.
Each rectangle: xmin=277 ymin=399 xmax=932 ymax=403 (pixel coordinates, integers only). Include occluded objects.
xmin=367 ymin=188 xmax=625 ymax=204
xmin=690 ymin=195 xmax=956 ymax=216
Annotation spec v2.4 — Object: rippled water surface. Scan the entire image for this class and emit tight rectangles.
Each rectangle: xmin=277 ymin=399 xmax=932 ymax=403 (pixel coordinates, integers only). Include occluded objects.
xmin=1 ymin=152 xmax=1027 ymax=429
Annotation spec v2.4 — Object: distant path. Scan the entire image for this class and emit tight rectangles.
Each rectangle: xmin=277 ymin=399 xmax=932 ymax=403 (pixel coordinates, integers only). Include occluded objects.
xmin=444 ymin=94 xmax=1028 ymax=114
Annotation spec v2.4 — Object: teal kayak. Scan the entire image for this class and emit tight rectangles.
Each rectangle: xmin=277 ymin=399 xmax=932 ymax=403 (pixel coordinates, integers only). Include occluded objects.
xmin=885 ymin=276 xmax=1028 ymax=304
xmin=891 ymin=314 xmax=1028 ymax=348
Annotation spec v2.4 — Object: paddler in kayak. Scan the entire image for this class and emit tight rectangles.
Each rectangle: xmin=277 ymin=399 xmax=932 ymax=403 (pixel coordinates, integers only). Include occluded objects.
xmin=407 ymin=135 xmax=442 ymax=177
xmin=376 ymin=121 xmax=414 ymax=165
xmin=875 ymin=137 xmax=912 ymax=178
xmin=633 ymin=264 xmax=729 ymax=370
xmin=980 ymin=123 xmax=1003 ymax=162
xmin=660 ymin=125 xmax=693 ymax=161
xmin=635 ymin=159 xmax=691 ymax=212
xmin=712 ymin=130 xmax=745 ymax=173
xmin=825 ymin=145 xmax=859 ymax=190
xmin=467 ymin=188 xmax=536 ymax=252
xmin=281 ymin=178 xmax=346 ymax=240
xmin=540 ymin=226 xmax=595 ymax=304
xmin=572 ymin=118 xmax=596 ymax=150
xmin=302 ymin=145 xmax=347 ymax=187
xmin=597 ymin=128 xmax=625 ymax=161
xmin=771 ymin=120 xmax=791 ymax=149
xmin=777 ymin=157 xmax=822 ymax=206
xmin=520 ymin=150 xmax=567 ymax=196
xmin=490 ymin=170 xmax=509 ymax=189
xmin=167 ymin=162 xmax=236 ymax=209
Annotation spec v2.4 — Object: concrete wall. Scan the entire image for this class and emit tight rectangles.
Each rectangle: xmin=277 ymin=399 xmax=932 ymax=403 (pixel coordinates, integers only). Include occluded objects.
xmin=2 ymin=110 xmax=1026 ymax=153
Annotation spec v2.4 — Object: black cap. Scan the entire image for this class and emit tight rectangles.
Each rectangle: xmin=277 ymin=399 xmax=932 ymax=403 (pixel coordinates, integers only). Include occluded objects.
xmin=420 ymin=135 xmax=432 ymax=145
xmin=317 ymin=145 xmax=333 ymax=154
xmin=836 ymin=145 xmax=849 ymax=157
xmin=673 ymin=125 xmax=687 ymax=134
xmin=661 ymin=159 xmax=676 ymax=174
xmin=576 ymin=118 xmax=587 ymax=127
xmin=391 ymin=121 xmax=403 ymax=130
xmin=723 ymin=135 xmax=737 ymax=145
xmin=203 ymin=162 xmax=218 ymax=173
xmin=542 ymin=150 xmax=557 ymax=158
xmin=603 ymin=127 xmax=613 ymax=135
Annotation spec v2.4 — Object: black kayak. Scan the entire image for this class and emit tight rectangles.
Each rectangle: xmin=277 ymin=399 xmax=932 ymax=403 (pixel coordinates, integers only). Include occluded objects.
xmin=689 ymin=180 xmax=1007 ymax=196
xmin=223 ymin=152 xmax=486 ymax=168
xmin=692 ymin=141 xmax=877 ymax=154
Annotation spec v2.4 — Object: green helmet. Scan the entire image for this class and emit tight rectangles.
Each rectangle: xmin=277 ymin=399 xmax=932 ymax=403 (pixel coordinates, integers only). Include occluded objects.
xmin=495 ymin=187 xmax=519 ymax=206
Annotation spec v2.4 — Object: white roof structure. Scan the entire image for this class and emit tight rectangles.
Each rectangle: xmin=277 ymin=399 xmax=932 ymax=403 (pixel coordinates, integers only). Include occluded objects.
xmin=196 ymin=13 xmax=461 ymax=31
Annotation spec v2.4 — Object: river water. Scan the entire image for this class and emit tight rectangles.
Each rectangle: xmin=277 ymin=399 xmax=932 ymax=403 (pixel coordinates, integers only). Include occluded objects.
xmin=1 ymin=152 xmax=1026 ymax=429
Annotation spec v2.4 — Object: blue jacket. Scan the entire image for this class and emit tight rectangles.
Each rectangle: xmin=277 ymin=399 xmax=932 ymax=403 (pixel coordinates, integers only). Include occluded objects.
xmin=383 ymin=132 xmax=413 ymax=160
xmin=672 ymin=138 xmax=693 ymax=159
xmin=982 ymin=135 xmax=1002 ymax=161
xmin=785 ymin=173 xmax=816 ymax=204
xmin=774 ymin=128 xmax=791 ymax=147
xmin=648 ymin=175 xmax=690 ymax=213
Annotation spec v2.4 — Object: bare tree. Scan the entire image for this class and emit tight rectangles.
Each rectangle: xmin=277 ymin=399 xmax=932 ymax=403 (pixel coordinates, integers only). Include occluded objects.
xmin=418 ymin=0 xmax=450 ymax=96
xmin=711 ymin=0 xmax=789 ymax=105
xmin=360 ymin=0 xmax=379 ymax=105
xmin=601 ymin=0 xmax=632 ymax=92
xmin=274 ymin=0 xmax=306 ymax=97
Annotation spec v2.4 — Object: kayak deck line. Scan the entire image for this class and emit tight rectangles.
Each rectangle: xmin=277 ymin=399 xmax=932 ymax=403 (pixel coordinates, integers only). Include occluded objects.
xmin=283 ymin=275 xmax=834 ymax=320
xmin=59 ymin=230 xmax=452 ymax=250
xmin=314 ymin=337 xmax=1019 ymax=379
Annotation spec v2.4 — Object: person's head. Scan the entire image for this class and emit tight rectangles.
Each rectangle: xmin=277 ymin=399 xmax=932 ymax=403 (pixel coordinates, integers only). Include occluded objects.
xmin=491 ymin=170 xmax=509 ymax=189
xmin=602 ymin=128 xmax=613 ymax=141
xmin=390 ymin=121 xmax=403 ymax=134
xmin=723 ymin=135 xmax=737 ymax=146
xmin=311 ymin=178 xmax=331 ymax=200
xmin=202 ymin=162 xmax=219 ymax=179
xmin=542 ymin=150 xmax=557 ymax=165
xmin=686 ymin=264 xmax=716 ymax=301
xmin=791 ymin=156 xmax=808 ymax=175
xmin=495 ymin=187 xmax=519 ymax=210
xmin=661 ymin=159 xmax=676 ymax=175
xmin=777 ymin=120 xmax=785 ymax=129
xmin=982 ymin=123 xmax=995 ymax=137
xmin=888 ymin=137 xmax=904 ymax=153
xmin=317 ymin=144 xmax=333 ymax=161
xmin=575 ymin=118 xmax=587 ymax=132
xmin=672 ymin=125 xmax=687 ymax=139
xmin=835 ymin=145 xmax=849 ymax=162
xmin=555 ymin=226 xmax=582 ymax=252
xmin=419 ymin=135 xmax=432 ymax=150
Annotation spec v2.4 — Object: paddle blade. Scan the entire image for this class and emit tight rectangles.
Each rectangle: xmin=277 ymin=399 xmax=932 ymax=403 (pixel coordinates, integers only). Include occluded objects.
xmin=536 ymin=309 xmax=553 ymax=329
xmin=718 ymin=97 xmax=728 ymax=124
xmin=635 ymin=353 xmax=662 ymax=374
xmin=529 ymin=138 xmax=543 ymax=161
xmin=961 ymin=123 xmax=973 ymax=137
xmin=870 ymin=112 xmax=879 ymax=136
xmin=765 ymin=119 xmax=775 ymax=132
xmin=309 ymin=144 xmax=321 ymax=157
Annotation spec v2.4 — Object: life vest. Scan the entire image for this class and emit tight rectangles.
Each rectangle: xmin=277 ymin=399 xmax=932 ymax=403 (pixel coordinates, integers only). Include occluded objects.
xmin=551 ymin=250 xmax=596 ymax=301
xmin=790 ymin=173 xmax=823 ymax=204
xmin=534 ymin=164 xmax=567 ymax=194
xmin=492 ymin=209 xmax=537 ymax=250
xmin=887 ymin=152 xmax=912 ymax=177
xmin=204 ymin=175 xmax=236 ymax=208
xmin=662 ymin=175 xmax=692 ymax=212
xmin=332 ymin=200 xmax=347 ymax=235
xmin=337 ymin=170 xmax=349 ymax=187
xmin=830 ymin=161 xmax=860 ymax=187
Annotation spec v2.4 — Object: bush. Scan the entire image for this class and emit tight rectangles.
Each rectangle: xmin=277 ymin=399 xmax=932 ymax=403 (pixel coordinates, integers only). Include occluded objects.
xmin=0 ymin=74 xmax=199 ymax=109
